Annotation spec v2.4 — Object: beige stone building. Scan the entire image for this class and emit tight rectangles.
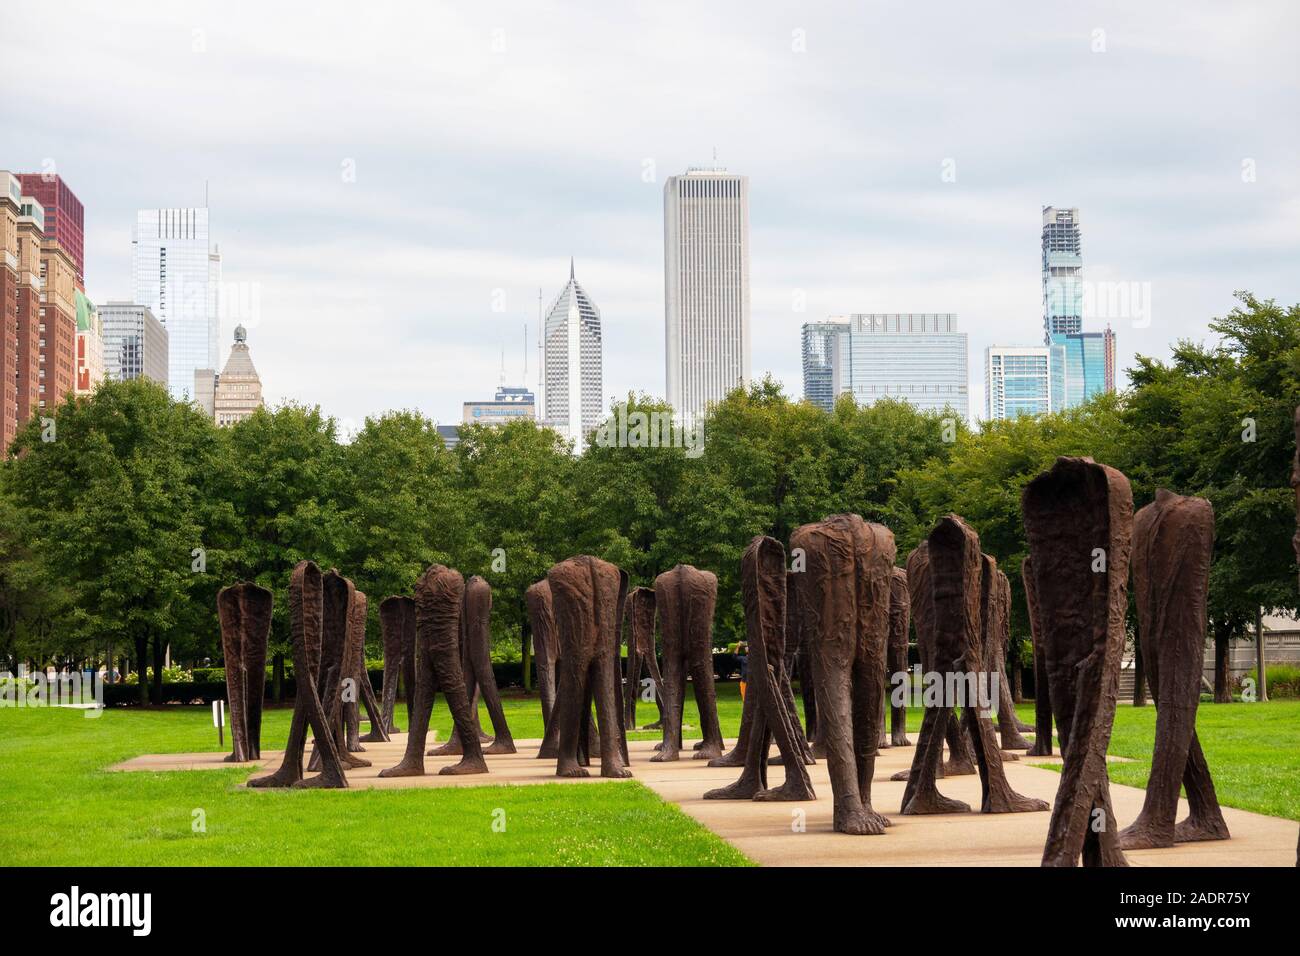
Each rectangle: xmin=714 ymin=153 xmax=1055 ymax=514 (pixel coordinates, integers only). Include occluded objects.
xmin=212 ymin=324 xmax=263 ymax=426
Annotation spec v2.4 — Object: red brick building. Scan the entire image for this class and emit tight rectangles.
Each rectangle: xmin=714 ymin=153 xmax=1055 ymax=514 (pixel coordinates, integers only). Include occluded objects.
xmin=17 ymin=173 xmax=84 ymax=287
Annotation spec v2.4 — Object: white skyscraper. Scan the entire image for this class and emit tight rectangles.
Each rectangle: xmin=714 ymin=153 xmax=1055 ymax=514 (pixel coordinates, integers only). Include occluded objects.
xmin=542 ymin=260 xmax=603 ymax=453
xmin=985 ymin=345 xmax=1054 ymax=420
xmin=132 ymin=207 xmax=220 ymax=401
xmin=664 ymin=167 xmax=750 ymax=424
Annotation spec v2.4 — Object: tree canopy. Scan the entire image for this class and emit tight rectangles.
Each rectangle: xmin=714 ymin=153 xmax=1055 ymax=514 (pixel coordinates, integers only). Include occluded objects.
xmin=2 ymin=292 xmax=1295 ymax=695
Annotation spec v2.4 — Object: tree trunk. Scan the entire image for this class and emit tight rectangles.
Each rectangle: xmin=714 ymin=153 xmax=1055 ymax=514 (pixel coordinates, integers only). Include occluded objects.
xmin=134 ymin=637 xmax=149 ymax=705
xmin=1011 ymin=650 xmax=1024 ymax=703
xmin=1255 ymin=605 xmax=1269 ymax=703
xmin=273 ymin=652 xmax=284 ymax=702
xmin=1213 ymin=619 xmax=1232 ymax=703
xmin=1133 ymin=640 xmax=1147 ymax=706
xmin=151 ymin=636 xmax=165 ymax=705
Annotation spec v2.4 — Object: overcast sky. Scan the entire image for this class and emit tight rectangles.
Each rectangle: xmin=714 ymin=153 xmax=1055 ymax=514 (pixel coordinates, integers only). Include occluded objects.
xmin=5 ymin=0 xmax=1297 ymax=432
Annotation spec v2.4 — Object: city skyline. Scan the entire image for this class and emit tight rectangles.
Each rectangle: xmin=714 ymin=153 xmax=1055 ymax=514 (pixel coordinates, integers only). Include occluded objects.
xmin=3 ymin=2 xmax=1297 ymax=433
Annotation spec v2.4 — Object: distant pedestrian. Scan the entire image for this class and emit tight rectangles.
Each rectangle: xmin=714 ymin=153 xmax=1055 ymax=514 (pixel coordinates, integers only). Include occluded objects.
xmin=736 ymin=641 xmax=749 ymax=700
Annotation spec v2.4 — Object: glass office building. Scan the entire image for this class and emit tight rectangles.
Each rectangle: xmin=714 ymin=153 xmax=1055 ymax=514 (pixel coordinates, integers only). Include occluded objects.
xmin=132 ymin=208 xmax=220 ymax=401
xmin=99 ymin=301 xmax=169 ymax=385
xmin=801 ymin=320 xmax=849 ymax=411
xmin=986 ymin=346 xmax=1053 ymax=420
xmin=1056 ymin=330 xmax=1116 ymax=408
xmin=837 ymin=313 xmax=968 ymax=420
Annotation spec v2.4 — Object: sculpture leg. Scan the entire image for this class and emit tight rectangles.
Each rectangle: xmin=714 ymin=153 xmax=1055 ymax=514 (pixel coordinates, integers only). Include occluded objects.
xmin=624 ymin=643 xmax=640 ymax=731
xmin=1027 ymin=633 xmax=1053 ymax=756
xmin=592 ymin=654 xmax=631 ymax=778
xmin=887 ymin=634 xmax=910 ymax=750
xmin=218 ymin=593 xmax=249 ymax=763
xmin=291 ymin=681 xmax=350 ymax=788
xmin=943 ymin=710 xmax=977 ymax=775
xmin=379 ymin=644 xmax=436 ymax=777
xmin=432 ymin=647 xmax=489 ymax=775
xmin=900 ymin=706 xmax=969 ymax=814
xmin=358 ymin=664 xmax=389 ymax=743
xmin=818 ymin=657 xmax=884 ymax=835
xmin=1174 ymin=733 xmax=1230 ymax=843
xmin=996 ymin=657 xmax=1033 ymax=750
xmin=242 ymin=593 xmax=270 ymax=759
xmin=252 ymin=565 xmax=347 ymax=790
xmin=537 ymin=652 xmax=557 ymax=731
xmin=651 ymin=652 xmax=683 ymax=762
xmin=428 ymin=651 xmax=474 ymax=755
xmin=709 ymin=674 xmax=756 ymax=767
xmin=642 ymin=650 xmax=666 ymax=729
xmin=474 ymin=650 xmax=516 ymax=754
xmin=851 ymin=653 xmax=890 ymax=830
xmin=689 ymin=657 xmax=725 ymax=760
xmin=962 ymin=698 xmax=1048 ymax=813
xmin=555 ymin=653 xmax=591 ymax=778
xmin=705 ymin=717 xmax=771 ymax=799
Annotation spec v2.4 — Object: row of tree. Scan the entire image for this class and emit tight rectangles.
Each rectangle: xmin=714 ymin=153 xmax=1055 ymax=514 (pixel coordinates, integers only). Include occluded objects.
xmin=2 ymin=293 xmax=1296 ymax=704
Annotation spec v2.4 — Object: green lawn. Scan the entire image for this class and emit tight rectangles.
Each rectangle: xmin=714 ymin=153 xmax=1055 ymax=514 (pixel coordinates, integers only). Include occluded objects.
xmin=0 ymin=696 xmax=749 ymax=866
xmin=1076 ymin=699 xmax=1300 ymax=823
xmin=2 ymin=685 xmax=1294 ymax=865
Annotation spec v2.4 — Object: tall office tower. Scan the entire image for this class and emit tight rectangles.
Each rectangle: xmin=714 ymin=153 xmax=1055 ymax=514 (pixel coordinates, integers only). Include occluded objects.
xmin=542 ymin=260 xmax=603 ymax=453
xmin=801 ymin=320 xmax=849 ymax=411
xmin=0 ymin=173 xmax=23 ymax=447
xmin=1041 ymin=206 xmax=1118 ymax=407
xmin=213 ymin=324 xmax=263 ymax=427
xmin=38 ymin=240 xmax=78 ymax=414
xmin=74 ymin=290 xmax=105 ymax=395
xmin=838 ymin=313 xmax=969 ymax=420
xmin=132 ymin=207 xmax=220 ymax=401
xmin=17 ymin=174 xmax=85 ymax=286
xmin=986 ymin=345 xmax=1054 ymax=420
xmin=1042 ymin=206 xmax=1082 ymax=340
xmin=664 ymin=167 xmax=750 ymax=425
xmin=99 ymin=302 xmax=169 ymax=385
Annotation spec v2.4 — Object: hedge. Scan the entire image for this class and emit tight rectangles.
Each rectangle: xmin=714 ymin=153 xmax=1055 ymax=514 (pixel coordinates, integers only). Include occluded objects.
xmin=101 ymin=656 xmax=773 ymax=706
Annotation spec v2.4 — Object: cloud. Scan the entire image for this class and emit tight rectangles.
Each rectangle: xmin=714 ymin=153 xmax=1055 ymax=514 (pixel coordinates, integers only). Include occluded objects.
xmin=3 ymin=0 xmax=1296 ymax=425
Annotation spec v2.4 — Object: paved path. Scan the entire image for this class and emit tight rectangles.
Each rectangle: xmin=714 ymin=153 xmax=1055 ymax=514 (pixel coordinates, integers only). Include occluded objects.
xmin=111 ymin=734 xmax=1298 ymax=866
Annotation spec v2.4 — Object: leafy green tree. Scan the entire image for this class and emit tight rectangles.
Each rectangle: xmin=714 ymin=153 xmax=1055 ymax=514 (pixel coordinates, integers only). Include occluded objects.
xmin=572 ymin=393 xmax=692 ymax=586
xmin=454 ymin=418 xmax=577 ymax=659
xmin=213 ymin=403 xmax=348 ymax=696
xmin=338 ymin=410 xmax=469 ymax=650
xmin=892 ymin=394 xmax=1131 ymax=692
xmin=0 ymin=473 xmax=68 ymax=675
xmin=1122 ymin=293 xmax=1300 ymax=700
xmin=8 ymin=380 xmax=217 ymax=703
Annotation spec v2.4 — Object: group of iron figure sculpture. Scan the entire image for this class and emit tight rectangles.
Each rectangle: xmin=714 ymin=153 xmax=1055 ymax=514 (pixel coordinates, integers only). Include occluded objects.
xmin=216 ymin=440 xmax=1300 ymax=866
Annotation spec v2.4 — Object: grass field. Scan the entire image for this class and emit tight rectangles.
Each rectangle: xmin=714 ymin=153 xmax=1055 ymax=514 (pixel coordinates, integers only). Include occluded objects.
xmin=0 ymin=694 xmax=750 ymax=866
xmin=1 ymin=684 xmax=1295 ymax=865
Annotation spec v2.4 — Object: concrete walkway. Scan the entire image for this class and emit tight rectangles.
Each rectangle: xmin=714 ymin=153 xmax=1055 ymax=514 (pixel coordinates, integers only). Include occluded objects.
xmin=110 ymin=734 xmax=1298 ymax=866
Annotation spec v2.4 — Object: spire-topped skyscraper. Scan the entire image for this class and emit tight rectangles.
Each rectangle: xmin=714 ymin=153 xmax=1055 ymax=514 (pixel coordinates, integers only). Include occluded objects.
xmin=541 ymin=260 xmax=603 ymax=453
